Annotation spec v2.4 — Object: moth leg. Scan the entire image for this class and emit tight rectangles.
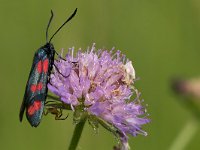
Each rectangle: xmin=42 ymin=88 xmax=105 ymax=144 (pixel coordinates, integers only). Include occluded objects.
xmin=45 ymin=100 xmax=56 ymax=105
xmin=53 ymin=64 xmax=69 ymax=78
xmin=55 ymin=109 xmax=68 ymax=120
xmin=47 ymin=94 xmax=61 ymax=102
xmin=58 ymin=108 xmax=63 ymax=118
xmin=43 ymin=109 xmax=48 ymax=116
xmin=45 ymin=107 xmax=68 ymax=120
xmin=54 ymin=51 xmax=66 ymax=61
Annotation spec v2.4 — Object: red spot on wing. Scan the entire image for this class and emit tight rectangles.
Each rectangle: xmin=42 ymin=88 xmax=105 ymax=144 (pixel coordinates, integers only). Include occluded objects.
xmin=31 ymin=83 xmax=43 ymax=92
xmin=37 ymin=82 xmax=43 ymax=91
xmin=27 ymin=100 xmax=42 ymax=116
xmin=43 ymin=59 xmax=49 ymax=73
xmin=37 ymin=61 xmax=42 ymax=73
xmin=31 ymin=84 xmax=37 ymax=92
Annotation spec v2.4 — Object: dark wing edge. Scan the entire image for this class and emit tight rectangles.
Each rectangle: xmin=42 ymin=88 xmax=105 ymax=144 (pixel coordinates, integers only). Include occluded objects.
xmin=19 ymin=69 xmax=34 ymax=122
xmin=19 ymin=97 xmax=26 ymax=122
xmin=19 ymin=55 xmax=41 ymax=123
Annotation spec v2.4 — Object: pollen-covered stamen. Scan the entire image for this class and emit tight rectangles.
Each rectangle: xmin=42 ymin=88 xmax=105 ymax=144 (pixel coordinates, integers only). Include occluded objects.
xmin=27 ymin=100 xmax=42 ymax=116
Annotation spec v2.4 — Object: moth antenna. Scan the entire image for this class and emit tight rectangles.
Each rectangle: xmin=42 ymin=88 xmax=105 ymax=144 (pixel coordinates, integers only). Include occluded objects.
xmin=49 ymin=8 xmax=77 ymax=43
xmin=46 ymin=10 xmax=54 ymax=43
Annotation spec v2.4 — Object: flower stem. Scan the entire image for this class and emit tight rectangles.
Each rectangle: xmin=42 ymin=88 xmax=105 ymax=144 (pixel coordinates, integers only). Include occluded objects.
xmin=169 ymin=118 xmax=199 ymax=150
xmin=68 ymin=118 xmax=86 ymax=150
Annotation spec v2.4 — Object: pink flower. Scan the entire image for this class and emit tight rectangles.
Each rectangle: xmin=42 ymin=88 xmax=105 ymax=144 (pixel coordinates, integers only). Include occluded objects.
xmin=48 ymin=43 xmax=149 ymax=150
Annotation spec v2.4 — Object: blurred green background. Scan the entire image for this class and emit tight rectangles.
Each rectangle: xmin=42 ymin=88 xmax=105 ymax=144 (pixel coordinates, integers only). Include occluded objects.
xmin=0 ymin=0 xmax=200 ymax=150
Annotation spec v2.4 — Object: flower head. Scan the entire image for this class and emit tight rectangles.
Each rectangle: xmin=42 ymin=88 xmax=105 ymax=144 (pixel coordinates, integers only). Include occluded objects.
xmin=48 ymin=43 xmax=149 ymax=149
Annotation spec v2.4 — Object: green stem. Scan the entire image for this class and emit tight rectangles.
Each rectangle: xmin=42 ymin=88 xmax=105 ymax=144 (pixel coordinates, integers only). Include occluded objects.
xmin=169 ymin=118 xmax=199 ymax=150
xmin=68 ymin=118 xmax=86 ymax=150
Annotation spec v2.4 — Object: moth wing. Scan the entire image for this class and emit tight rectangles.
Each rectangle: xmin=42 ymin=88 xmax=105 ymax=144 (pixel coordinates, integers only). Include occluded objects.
xmin=19 ymin=56 xmax=50 ymax=126
xmin=26 ymin=61 xmax=49 ymax=127
xmin=19 ymin=57 xmax=41 ymax=122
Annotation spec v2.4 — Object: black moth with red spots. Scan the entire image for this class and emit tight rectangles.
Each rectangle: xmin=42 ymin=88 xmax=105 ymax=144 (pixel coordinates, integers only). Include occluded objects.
xmin=19 ymin=8 xmax=77 ymax=127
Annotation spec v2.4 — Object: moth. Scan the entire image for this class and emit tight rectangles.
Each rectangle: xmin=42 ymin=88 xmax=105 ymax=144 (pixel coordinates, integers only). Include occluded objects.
xmin=19 ymin=8 xmax=77 ymax=127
